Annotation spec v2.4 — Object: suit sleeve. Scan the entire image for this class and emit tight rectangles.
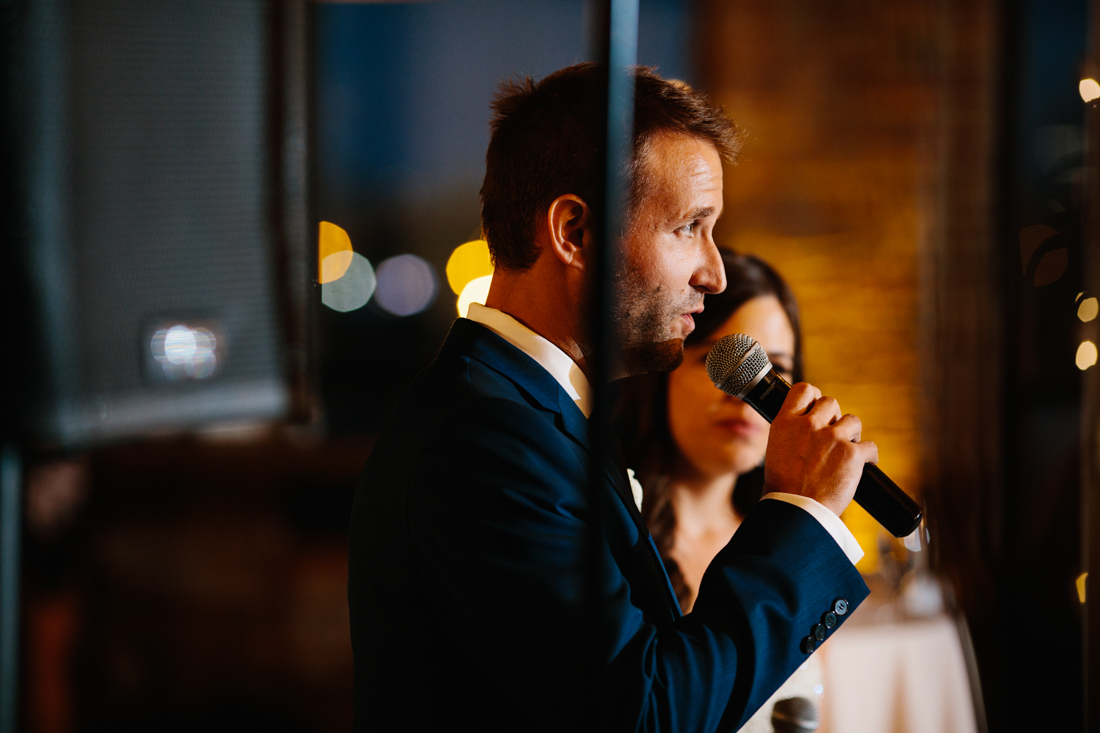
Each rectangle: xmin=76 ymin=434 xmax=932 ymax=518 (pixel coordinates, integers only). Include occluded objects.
xmin=407 ymin=396 xmax=868 ymax=733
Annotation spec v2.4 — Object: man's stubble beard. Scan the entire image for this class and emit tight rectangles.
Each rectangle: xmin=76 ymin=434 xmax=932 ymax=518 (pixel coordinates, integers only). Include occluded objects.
xmin=610 ymin=269 xmax=689 ymax=378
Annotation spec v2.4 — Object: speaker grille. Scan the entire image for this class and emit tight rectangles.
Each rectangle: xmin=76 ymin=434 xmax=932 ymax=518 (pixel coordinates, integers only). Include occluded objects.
xmin=68 ymin=1 xmax=278 ymax=392
xmin=6 ymin=0 xmax=300 ymax=445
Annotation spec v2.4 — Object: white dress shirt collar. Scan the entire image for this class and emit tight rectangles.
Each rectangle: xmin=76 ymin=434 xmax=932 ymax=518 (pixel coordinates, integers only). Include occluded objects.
xmin=466 ymin=303 xmax=593 ymax=418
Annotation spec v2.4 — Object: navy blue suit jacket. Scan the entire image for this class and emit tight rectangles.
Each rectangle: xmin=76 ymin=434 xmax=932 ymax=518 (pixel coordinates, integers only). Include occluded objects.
xmin=348 ymin=318 xmax=868 ymax=732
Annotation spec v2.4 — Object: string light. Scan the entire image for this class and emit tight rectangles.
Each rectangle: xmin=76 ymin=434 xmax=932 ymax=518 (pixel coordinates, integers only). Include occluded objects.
xmin=1077 ymin=341 xmax=1098 ymax=370
xmin=1078 ymin=297 xmax=1098 ymax=322
xmin=1081 ymin=78 xmax=1100 ymax=103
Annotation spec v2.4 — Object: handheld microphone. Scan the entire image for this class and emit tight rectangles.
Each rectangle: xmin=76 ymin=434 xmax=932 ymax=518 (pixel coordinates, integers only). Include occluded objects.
xmin=705 ymin=333 xmax=923 ymax=538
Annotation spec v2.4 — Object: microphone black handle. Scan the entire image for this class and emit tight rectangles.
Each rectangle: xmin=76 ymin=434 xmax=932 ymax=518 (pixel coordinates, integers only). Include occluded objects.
xmin=854 ymin=464 xmax=923 ymax=538
xmin=741 ymin=369 xmax=923 ymax=538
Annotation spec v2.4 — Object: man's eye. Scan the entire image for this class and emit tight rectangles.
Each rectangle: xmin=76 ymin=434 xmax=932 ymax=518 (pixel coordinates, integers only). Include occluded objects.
xmin=678 ymin=222 xmax=696 ymax=236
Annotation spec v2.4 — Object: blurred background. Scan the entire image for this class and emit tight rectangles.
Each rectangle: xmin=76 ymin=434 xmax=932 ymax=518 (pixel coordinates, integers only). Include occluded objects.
xmin=1 ymin=0 xmax=1099 ymax=731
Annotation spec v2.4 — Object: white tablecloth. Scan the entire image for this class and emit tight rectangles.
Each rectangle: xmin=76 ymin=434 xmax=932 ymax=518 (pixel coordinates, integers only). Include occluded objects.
xmin=819 ymin=615 xmax=978 ymax=733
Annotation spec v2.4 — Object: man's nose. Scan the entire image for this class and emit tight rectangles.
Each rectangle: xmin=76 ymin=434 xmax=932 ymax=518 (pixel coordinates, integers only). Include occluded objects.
xmin=691 ymin=240 xmax=726 ymax=294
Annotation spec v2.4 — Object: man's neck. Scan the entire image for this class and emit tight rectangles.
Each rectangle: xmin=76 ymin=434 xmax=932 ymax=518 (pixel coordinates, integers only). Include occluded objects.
xmin=484 ymin=265 xmax=593 ymax=382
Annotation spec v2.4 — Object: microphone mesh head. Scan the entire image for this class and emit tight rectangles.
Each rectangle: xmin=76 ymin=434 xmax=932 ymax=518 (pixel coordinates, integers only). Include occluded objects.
xmin=705 ymin=334 xmax=770 ymax=396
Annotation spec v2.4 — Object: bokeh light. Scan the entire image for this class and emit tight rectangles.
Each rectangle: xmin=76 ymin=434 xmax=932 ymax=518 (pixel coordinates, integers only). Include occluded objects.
xmin=318 ymin=221 xmax=354 ymax=283
xmin=1080 ymin=78 xmax=1100 ymax=102
xmin=1079 ymin=572 xmax=1089 ymax=604
xmin=1077 ymin=340 xmax=1098 ymax=370
xmin=374 ymin=254 xmax=438 ymax=316
xmin=1078 ymin=297 xmax=1098 ymax=322
xmin=322 ymin=252 xmax=376 ymax=312
xmin=322 ymin=250 xmax=354 ymax=285
xmin=446 ymin=239 xmax=493 ymax=295
xmin=151 ymin=324 xmax=218 ymax=379
xmin=457 ymin=274 xmax=492 ymax=317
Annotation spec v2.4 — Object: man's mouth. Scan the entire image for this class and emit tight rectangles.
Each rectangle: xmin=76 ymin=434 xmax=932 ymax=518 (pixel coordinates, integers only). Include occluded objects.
xmin=681 ymin=304 xmax=704 ymax=331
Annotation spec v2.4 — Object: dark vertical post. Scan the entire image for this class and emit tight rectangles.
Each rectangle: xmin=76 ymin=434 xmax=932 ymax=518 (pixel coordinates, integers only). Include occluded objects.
xmin=0 ymin=445 xmax=22 ymax=733
xmin=1083 ymin=0 xmax=1100 ymax=725
xmin=589 ymin=0 xmax=638 ymax=385
xmin=270 ymin=0 xmax=314 ymax=423
xmin=584 ymin=0 xmax=638 ymax=726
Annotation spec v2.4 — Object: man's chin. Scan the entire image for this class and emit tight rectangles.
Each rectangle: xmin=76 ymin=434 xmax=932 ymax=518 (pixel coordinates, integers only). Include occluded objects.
xmin=620 ymin=338 xmax=685 ymax=377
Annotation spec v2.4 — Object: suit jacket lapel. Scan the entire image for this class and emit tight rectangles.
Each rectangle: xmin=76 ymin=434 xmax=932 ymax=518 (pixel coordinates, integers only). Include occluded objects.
xmin=555 ymin=389 xmax=640 ymax=524
xmin=443 ymin=319 xmax=682 ymax=620
xmin=555 ymin=388 xmax=682 ymax=621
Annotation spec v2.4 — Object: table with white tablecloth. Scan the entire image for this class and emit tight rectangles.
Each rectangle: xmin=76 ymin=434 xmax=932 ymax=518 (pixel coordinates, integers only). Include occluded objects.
xmin=818 ymin=615 xmax=979 ymax=733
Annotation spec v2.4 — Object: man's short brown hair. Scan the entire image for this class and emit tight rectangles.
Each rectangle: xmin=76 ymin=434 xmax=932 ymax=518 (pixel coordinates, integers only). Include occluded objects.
xmin=480 ymin=63 xmax=743 ymax=271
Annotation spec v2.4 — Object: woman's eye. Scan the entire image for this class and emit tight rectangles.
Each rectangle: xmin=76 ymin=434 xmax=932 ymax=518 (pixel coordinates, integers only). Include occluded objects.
xmin=769 ymin=357 xmax=794 ymax=380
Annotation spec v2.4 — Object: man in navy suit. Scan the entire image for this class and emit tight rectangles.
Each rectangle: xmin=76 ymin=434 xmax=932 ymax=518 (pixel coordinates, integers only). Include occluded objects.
xmin=348 ymin=64 xmax=876 ymax=732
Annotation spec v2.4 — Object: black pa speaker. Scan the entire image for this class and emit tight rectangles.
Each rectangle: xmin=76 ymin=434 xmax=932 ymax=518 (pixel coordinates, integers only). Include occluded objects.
xmin=1 ymin=0 xmax=312 ymax=447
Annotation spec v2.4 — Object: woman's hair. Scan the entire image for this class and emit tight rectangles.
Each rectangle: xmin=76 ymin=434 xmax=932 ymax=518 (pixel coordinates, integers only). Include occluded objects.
xmin=615 ymin=250 xmax=803 ymax=611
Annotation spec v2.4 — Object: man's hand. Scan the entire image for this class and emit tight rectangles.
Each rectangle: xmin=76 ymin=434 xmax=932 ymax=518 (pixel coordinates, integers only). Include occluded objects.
xmin=762 ymin=382 xmax=879 ymax=517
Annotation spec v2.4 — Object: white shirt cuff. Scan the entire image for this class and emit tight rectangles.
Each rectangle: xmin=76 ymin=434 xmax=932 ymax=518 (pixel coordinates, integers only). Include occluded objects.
xmin=761 ymin=492 xmax=865 ymax=566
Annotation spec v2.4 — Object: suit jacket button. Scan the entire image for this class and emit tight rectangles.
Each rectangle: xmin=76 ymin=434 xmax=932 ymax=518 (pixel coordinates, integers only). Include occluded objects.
xmin=812 ymin=623 xmax=826 ymax=641
xmin=800 ymin=636 xmax=816 ymax=654
xmin=822 ymin=611 xmax=837 ymax=629
xmin=833 ymin=598 xmax=849 ymax=616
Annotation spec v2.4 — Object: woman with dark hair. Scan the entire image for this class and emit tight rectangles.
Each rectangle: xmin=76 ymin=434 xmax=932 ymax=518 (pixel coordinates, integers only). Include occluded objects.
xmin=617 ymin=250 xmax=818 ymax=730
xmin=617 ymin=249 xmax=804 ymax=614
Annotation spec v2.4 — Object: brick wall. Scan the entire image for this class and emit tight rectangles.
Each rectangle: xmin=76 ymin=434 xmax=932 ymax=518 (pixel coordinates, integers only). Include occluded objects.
xmin=699 ymin=0 xmax=945 ymax=567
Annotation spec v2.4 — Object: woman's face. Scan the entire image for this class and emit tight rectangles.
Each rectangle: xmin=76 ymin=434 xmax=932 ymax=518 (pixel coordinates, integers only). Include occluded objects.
xmin=666 ymin=295 xmax=796 ymax=480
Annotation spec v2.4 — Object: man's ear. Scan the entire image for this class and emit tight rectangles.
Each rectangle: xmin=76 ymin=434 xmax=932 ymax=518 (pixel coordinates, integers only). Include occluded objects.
xmin=544 ymin=194 xmax=591 ymax=271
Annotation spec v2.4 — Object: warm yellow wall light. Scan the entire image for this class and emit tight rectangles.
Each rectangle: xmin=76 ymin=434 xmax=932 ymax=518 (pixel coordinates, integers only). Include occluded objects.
xmin=841 ymin=503 xmax=880 ymax=575
xmin=319 ymin=221 xmax=354 ymax=284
